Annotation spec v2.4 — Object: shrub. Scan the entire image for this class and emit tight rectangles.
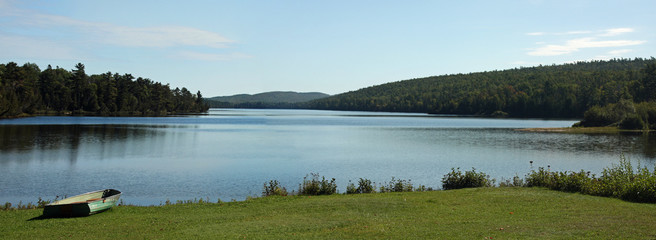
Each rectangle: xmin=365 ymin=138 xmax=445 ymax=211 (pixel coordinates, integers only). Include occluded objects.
xmin=262 ymin=180 xmax=288 ymax=197
xmin=380 ymin=177 xmax=413 ymax=193
xmin=618 ymin=114 xmax=645 ymax=130
xmin=299 ymin=173 xmax=337 ymax=195
xmin=347 ymin=178 xmax=376 ymax=194
xmin=525 ymin=167 xmax=552 ymax=187
xmin=491 ymin=110 xmax=509 ymax=118
xmin=553 ymin=170 xmax=592 ymax=193
xmin=499 ymin=175 xmax=524 ymax=187
xmin=590 ymin=156 xmax=656 ymax=202
xmin=441 ymin=168 xmax=494 ymax=190
xmin=357 ymin=178 xmax=375 ymax=194
xmin=346 ymin=181 xmax=357 ymax=194
xmin=526 ymin=167 xmax=592 ymax=192
xmin=635 ymin=101 xmax=656 ymax=129
xmin=526 ymin=156 xmax=656 ymax=203
xmin=580 ymin=105 xmax=618 ymax=127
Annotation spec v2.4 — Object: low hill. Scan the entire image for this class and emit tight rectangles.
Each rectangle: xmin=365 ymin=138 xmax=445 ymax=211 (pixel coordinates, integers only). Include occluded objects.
xmin=206 ymin=91 xmax=329 ymax=108
xmin=209 ymin=91 xmax=329 ymax=104
xmin=308 ymin=58 xmax=656 ymax=118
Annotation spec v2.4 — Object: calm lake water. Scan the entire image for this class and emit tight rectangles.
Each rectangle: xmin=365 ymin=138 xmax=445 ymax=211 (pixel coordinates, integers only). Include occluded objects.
xmin=1 ymin=109 xmax=655 ymax=205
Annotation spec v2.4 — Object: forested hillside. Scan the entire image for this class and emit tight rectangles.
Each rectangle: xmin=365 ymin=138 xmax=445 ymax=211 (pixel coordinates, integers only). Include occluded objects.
xmin=309 ymin=58 xmax=656 ymax=118
xmin=0 ymin=62 xmax=209 ymax=118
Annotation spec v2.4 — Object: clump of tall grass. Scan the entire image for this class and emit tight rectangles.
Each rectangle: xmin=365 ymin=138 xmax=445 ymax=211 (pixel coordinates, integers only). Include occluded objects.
xmin=1 ymin=197 xmax=58 ymax=210
xmin=441 ymin=168 xmax=494 ymax=190
xmin=299 ymin=173 xmax=337 ymax=195
xmin=526 ymin=156 xmax=656 ymax=203
xmin=161 ymin=197 xmax=215 ymax=206
xmin=262 ymin=180 xmax=288 ymax=197
xmin=346 ymin=178 xmax=376 ymax=194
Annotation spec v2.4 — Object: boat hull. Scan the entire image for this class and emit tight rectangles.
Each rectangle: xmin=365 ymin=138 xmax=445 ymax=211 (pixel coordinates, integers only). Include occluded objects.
xmin=43 ymin=189 xmax=121 ymax=217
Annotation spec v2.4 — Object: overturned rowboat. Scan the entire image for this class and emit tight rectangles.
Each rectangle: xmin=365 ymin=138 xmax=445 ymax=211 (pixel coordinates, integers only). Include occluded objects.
xmin=42 ymin=189 xmax=122 ymax=217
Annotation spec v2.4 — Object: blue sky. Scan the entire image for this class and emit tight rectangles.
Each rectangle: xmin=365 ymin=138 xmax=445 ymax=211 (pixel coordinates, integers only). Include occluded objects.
xmin=1 ymin=0 xmax=654 ymax=97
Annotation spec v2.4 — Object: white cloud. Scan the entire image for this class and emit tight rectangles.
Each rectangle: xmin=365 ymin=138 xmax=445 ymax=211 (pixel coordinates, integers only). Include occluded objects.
xmin=599 ymin=28 xmax=634 ymax=37
xmin=528 ymin=38 xmax=646 ymax=56
xmin=18 ymin=12 xmax=234 ymax=49
xmin=526 ymin=27 xmax=645 ymax=57
xmin=527 ymin=28 xmax=633 ymax=37
xmin=0 ymin=1 xmax=235 ymax=62
xmin=97 ymin=25 xmax=233 ymax=48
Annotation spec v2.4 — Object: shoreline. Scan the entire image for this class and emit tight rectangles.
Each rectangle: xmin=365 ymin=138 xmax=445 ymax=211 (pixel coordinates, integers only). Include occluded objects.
xmin=517 ymin=126 xmax=650 ymax=134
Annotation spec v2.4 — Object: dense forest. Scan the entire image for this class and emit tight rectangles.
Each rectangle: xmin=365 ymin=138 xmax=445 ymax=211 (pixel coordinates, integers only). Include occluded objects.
xmin=0 ymin=62 xmax=209 ymax=118
xmin=308 ymin=58 xmax=656 ymax=119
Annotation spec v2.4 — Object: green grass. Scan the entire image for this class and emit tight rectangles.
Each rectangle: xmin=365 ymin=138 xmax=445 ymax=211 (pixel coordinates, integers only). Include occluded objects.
xmin=2 ymin=188 xmax=656 ymax=239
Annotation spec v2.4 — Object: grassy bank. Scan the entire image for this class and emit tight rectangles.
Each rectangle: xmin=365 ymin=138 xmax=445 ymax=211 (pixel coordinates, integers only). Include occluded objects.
xmin=2 ymin=188 xmax=656 ymax=239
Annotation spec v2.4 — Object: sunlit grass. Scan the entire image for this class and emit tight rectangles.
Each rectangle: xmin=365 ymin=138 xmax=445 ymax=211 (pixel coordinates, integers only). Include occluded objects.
xmin=2 ymin=188 xmax=655 ymax=239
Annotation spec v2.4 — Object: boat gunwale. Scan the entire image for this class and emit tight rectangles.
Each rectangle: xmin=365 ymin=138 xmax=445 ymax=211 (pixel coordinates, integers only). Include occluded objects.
xmin=46 ymin=189 xmax=121 ymax=206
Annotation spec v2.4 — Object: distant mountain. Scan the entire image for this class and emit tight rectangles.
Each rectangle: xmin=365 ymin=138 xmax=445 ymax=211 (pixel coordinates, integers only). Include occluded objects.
xmin=209 ymin=91 xmax=329 ymax=103
xmin=206 ymin=91 xmax=330 ymax=108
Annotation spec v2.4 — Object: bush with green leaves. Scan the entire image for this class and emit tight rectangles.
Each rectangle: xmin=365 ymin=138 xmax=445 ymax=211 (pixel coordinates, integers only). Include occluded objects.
xmin=586 ymin=157 xmax=656 ymax=202
xmin=262 ymin=180 xmax=288 ymax=197
xmin=346 ymin=182 xmax=357 ymax=194
xmin=579 ymin=100 xmax=656 ymax=130
xmin=346 ymin=178 xmax=375 ymax=194
xmin=299 ymin=173 xmax=337 ymax=195
xmin=635 ymin=101 xmax=656 ymax=129
xmin=441 ymin=168 xmax=494 ymax=190
xmin=380 ymin=177 xmax=414 ymax=193
xmin=619 ymin=114 xmax=645 ymax=130
xmin=526 ymin=156 xmax=656 ymax=203
xmin=499 ymin=175 xmax=525 ymax=187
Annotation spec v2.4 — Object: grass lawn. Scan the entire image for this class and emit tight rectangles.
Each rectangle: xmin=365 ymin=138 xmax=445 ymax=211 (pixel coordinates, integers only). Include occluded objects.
xmin=2 ymin=187 xmax=655 ymax=239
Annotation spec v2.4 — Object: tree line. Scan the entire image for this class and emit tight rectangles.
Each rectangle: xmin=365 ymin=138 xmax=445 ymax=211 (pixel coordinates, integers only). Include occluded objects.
xmin=0 ymin=62 xmax=209 ymax=118
xmin=308 ymin=58 xmax=656 ymax=119
xmin=577 ymin=100 xmax=656 ymax=130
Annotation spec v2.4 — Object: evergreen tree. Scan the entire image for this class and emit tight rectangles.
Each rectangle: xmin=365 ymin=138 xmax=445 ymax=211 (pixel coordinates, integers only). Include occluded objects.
xmin=643 ymin=61 xmax=656 ymax=101
xmin=0 ymin=62 xmax=209 ymax=118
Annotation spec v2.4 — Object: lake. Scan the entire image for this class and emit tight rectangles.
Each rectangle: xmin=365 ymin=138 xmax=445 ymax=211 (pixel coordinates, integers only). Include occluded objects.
xmin=1 ymin=109 xmax=655 ymax=205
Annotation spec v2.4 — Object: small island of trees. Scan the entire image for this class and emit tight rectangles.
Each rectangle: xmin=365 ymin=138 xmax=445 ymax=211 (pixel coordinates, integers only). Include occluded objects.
xmin=0 ymin=62 xmax=209 ymax=118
